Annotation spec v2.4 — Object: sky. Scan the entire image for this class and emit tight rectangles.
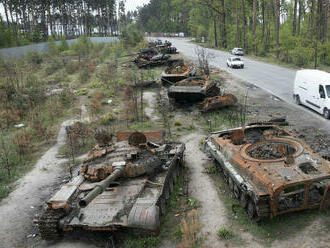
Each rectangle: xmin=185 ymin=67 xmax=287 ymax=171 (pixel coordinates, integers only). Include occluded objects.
xmin=125 ymin=0 xmax=150 ymax=12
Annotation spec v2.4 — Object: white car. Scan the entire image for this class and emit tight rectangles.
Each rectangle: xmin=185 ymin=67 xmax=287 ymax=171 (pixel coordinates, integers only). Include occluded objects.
xmin=232 ymin=47 xmax=244 ymax=56
xmin=293 ymin=69 xmax=330 ymax=119
xmin=227 ymin=57 xmax=244 ymax=69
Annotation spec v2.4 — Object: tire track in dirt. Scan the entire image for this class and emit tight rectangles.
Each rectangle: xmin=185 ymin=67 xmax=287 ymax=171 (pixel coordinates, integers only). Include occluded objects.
xmin=0 ymin=105 xmax=94 ymax=248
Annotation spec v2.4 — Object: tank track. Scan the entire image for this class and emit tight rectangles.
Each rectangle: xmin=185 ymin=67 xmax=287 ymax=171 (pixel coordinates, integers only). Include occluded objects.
xmin=214 ymin=159 xmax=271 ymax=221
xmin=38 ymin=209 xmax=65 ymax=240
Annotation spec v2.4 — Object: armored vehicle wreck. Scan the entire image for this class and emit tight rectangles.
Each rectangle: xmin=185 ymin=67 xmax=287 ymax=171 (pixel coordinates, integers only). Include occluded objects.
xmin=37 ymin=131 xmax=185 ymax=239
xmin=204 ymin=124 xmax=330 ymax=220
xmin=199 ymin=94 xmax=237 ymax=112
xmin=168 ymin=77 xmax=219 ymax=102
xmin=161 ymin=64 xmax=196 ymax=85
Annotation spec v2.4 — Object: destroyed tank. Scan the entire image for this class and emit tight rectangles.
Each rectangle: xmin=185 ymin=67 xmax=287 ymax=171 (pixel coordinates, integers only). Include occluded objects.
xmin=168 ymin=77 xmax=219 ymax=102
xmin=199 ymin=94 xmax=238 ymax=112
xmin=37 ymin=130 xmax=185 ymax=239
xmin=204 ymin=124 xmax=330 ymax=221
xmin=161 ymin=64 xmax=196 ymax=86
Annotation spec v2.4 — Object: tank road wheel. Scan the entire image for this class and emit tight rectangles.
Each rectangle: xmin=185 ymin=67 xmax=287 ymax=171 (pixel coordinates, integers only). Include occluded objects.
xmin=247 ymin=200 xmax=260 ymax=221
xmin=233 ymin=184 xmax=240 ymax=199
xmin=173 ymin=169 xmax=178 ymax=183
xmin=159 ymin=198 xmax=166 ymax=216
xmin=239 ymin=193 xmax=248 ymax=209
xmin=38 ymin=209 xmax=65 ymax=240
xmin=164 ymin=183 xmax=170 ymax=201
xmin=169 ymin=176 xmax=174 ymax=193
xmin=228 ymin=178 xmax=234 ymax=192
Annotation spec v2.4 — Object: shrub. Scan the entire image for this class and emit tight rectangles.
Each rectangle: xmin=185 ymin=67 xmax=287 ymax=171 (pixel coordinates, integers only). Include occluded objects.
xmin=26 ymin=51 xmax=43 ymax=65
xmin=217 ymin=226 xmax=235 ymax=240
xmin=75 ymin=88 xmax=88 ymax=96
xmin=100 ymin=111 xmax=117 ymax=125
xmin=174 ymin=120 xmax=182 ymax=126
xmin=45 ymin=57 xmax=62 ymax=75
xmin=289 ymin=46 xmax=313 ymax=66
xmin=78 ymin=69 xmax=90 ymax=84
xmin=120 ymin=23 xmax=144 ymax=46
xmin=65 ymin=61 xmax=80 ymax=74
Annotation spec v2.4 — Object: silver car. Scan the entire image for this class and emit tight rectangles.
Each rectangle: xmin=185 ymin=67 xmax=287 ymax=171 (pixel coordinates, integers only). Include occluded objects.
xmin=232 ymin=47 xmax=244 ymax=56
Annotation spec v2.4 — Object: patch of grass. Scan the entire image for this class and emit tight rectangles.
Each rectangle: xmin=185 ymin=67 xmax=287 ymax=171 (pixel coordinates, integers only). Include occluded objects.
xmin=129 ymin=121 xmax=158 ymax=131
xmin=203 ymin=164 xmax=217 ymax=174
xmin=174 ymin=120 xmax=182 ymax=126
xmin=123 ymin=236 xmax=160 ymax=248
xmin=75 ymin=88 xmax=88 ymax=96
xmin=217 ymin=226 xmax=235 ymax=240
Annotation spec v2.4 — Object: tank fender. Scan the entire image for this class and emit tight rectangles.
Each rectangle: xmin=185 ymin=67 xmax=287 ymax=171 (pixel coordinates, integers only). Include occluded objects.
xmin=128 ymin=199 xmax=160 ymax=231
xmin=204 ymin=140 xmax=255 ymax=194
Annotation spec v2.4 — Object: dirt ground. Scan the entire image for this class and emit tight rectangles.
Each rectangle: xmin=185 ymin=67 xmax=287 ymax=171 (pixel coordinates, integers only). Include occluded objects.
xmin=1 ymin=64 xmax=330 ymax=248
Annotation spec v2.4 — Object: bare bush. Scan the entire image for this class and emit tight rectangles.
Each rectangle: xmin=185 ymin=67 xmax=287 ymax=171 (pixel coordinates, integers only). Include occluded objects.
xmin=195 ymin=46 xmax=214 ymax=75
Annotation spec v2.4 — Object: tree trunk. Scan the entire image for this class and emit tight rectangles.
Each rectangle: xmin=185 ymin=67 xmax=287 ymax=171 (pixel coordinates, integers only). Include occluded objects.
xmin=242 ymin=0 xmax=248 ymax=54
xmin=3 ymin=0 xmax=10 ymax=28
xmin=213 ymin=14 xmax=218 ymax=47
xmin=261 ymin=0 xmax=265 ymax=43
xmin=220 ymin=0 xmax=227 ymax=48
xmin=293 ymin=0 xmax=298 ymax=36
xmin=274 ymin=0 xmax=280 ymax=58
xmin=253 ymin=0 xmax=257 ymax=54
xmin=235 ymin=0 xmax=239 ymax=47
xmin=310 ymin=0 xmax=315 ymax=40
xmin=297 ymin=0 xmax=303 ymax=35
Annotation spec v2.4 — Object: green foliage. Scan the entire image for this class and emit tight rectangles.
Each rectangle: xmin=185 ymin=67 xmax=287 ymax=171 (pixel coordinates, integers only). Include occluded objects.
xmin=174 ymin=120 xmax=182 ymax=126
xmin=290 ymin=46 xmax=314 ymax=66
xmin=121 ymin=23 xmax=144 ymax=46
xmin=26 ymin=51 xmax=43 ymax=65
xmin=58 ymin=38 xmax=69 ymax=52
xmin=75 ymin=88 xmax=88 ymax=96
xmin=100 ymin=111 xmax=117 ymax=125
xmin=124 ymin=236 xmax=160 ymax=248
xmin=217 ymin=226 xmax=235 ymax=240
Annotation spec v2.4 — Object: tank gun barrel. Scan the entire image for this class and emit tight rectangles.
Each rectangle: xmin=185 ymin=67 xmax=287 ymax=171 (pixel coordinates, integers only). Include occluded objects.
xmin=79 ymin=165 xmax=124 ymax=208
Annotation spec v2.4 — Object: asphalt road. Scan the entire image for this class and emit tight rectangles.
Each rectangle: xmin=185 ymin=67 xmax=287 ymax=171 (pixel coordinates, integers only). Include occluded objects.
xmin=150 ymin=37 xmax=330 ymax=127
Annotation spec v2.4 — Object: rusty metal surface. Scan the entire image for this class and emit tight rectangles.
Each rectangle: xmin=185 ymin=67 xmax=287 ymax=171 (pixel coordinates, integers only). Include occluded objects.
xmin=205 ymin=124 xmax=330 ymax=219
xmin=116 ymin=130 xmax=165 ymax=143
xmin=39 ymin=130 xmax=185 ymax=239
xmin=200 ymin=94 xmax=237 ymax=112
xmin=168 ymin=77 xmax=219 ymax=102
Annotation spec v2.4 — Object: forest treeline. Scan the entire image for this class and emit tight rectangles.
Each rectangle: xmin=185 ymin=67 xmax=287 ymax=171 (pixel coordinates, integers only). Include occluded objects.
xmin=138 ymin=0 xmax=330 ymax=67
xmin=0 ymin=0 xmax=137 ymax=48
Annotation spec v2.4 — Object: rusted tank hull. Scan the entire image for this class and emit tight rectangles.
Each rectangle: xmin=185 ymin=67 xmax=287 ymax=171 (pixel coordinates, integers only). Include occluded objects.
xmin=200 ymin=94 xmax=238 ymax=112
xmin=161 ymin=65 xmax=193 ymax=86
xmin=204 ymin=125 xmax=330 ymax=221
xmin=168 ymin=86 xmax=207 ymax=102
xmin=167 ymin=78 xmax=219 ymax=102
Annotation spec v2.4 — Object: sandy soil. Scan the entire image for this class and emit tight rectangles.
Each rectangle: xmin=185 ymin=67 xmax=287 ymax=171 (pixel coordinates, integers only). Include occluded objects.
xmin=0 ymin=106 xmax=97 ymax=248
xmin=144 ymin=91 xmax=160 ymax=122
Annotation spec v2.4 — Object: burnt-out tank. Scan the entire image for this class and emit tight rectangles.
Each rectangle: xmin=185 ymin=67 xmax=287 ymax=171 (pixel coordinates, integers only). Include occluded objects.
xmin=168 ymin=77 xmax=219 ymax=102
xmin=199 ymin=94 xmax=238 ymax=112
xmin=161 ymin=64 xmax=196 ymax=86
xmin=204 ymin=124 xmax=330 ymax=221
xmin=37 ymin=130 xmax=185 ymax=239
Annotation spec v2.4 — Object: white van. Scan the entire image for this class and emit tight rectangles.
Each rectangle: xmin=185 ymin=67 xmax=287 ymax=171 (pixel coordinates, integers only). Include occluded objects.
xmin=293 ymin=69 xmax=330 ymax=119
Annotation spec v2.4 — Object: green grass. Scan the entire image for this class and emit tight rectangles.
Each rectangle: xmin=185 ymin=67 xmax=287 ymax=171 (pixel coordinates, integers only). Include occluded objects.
xmin=123 ymin=236 xmax=160 ymax=248
xmin=217 ymin=226 xmax=235 ymax=240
